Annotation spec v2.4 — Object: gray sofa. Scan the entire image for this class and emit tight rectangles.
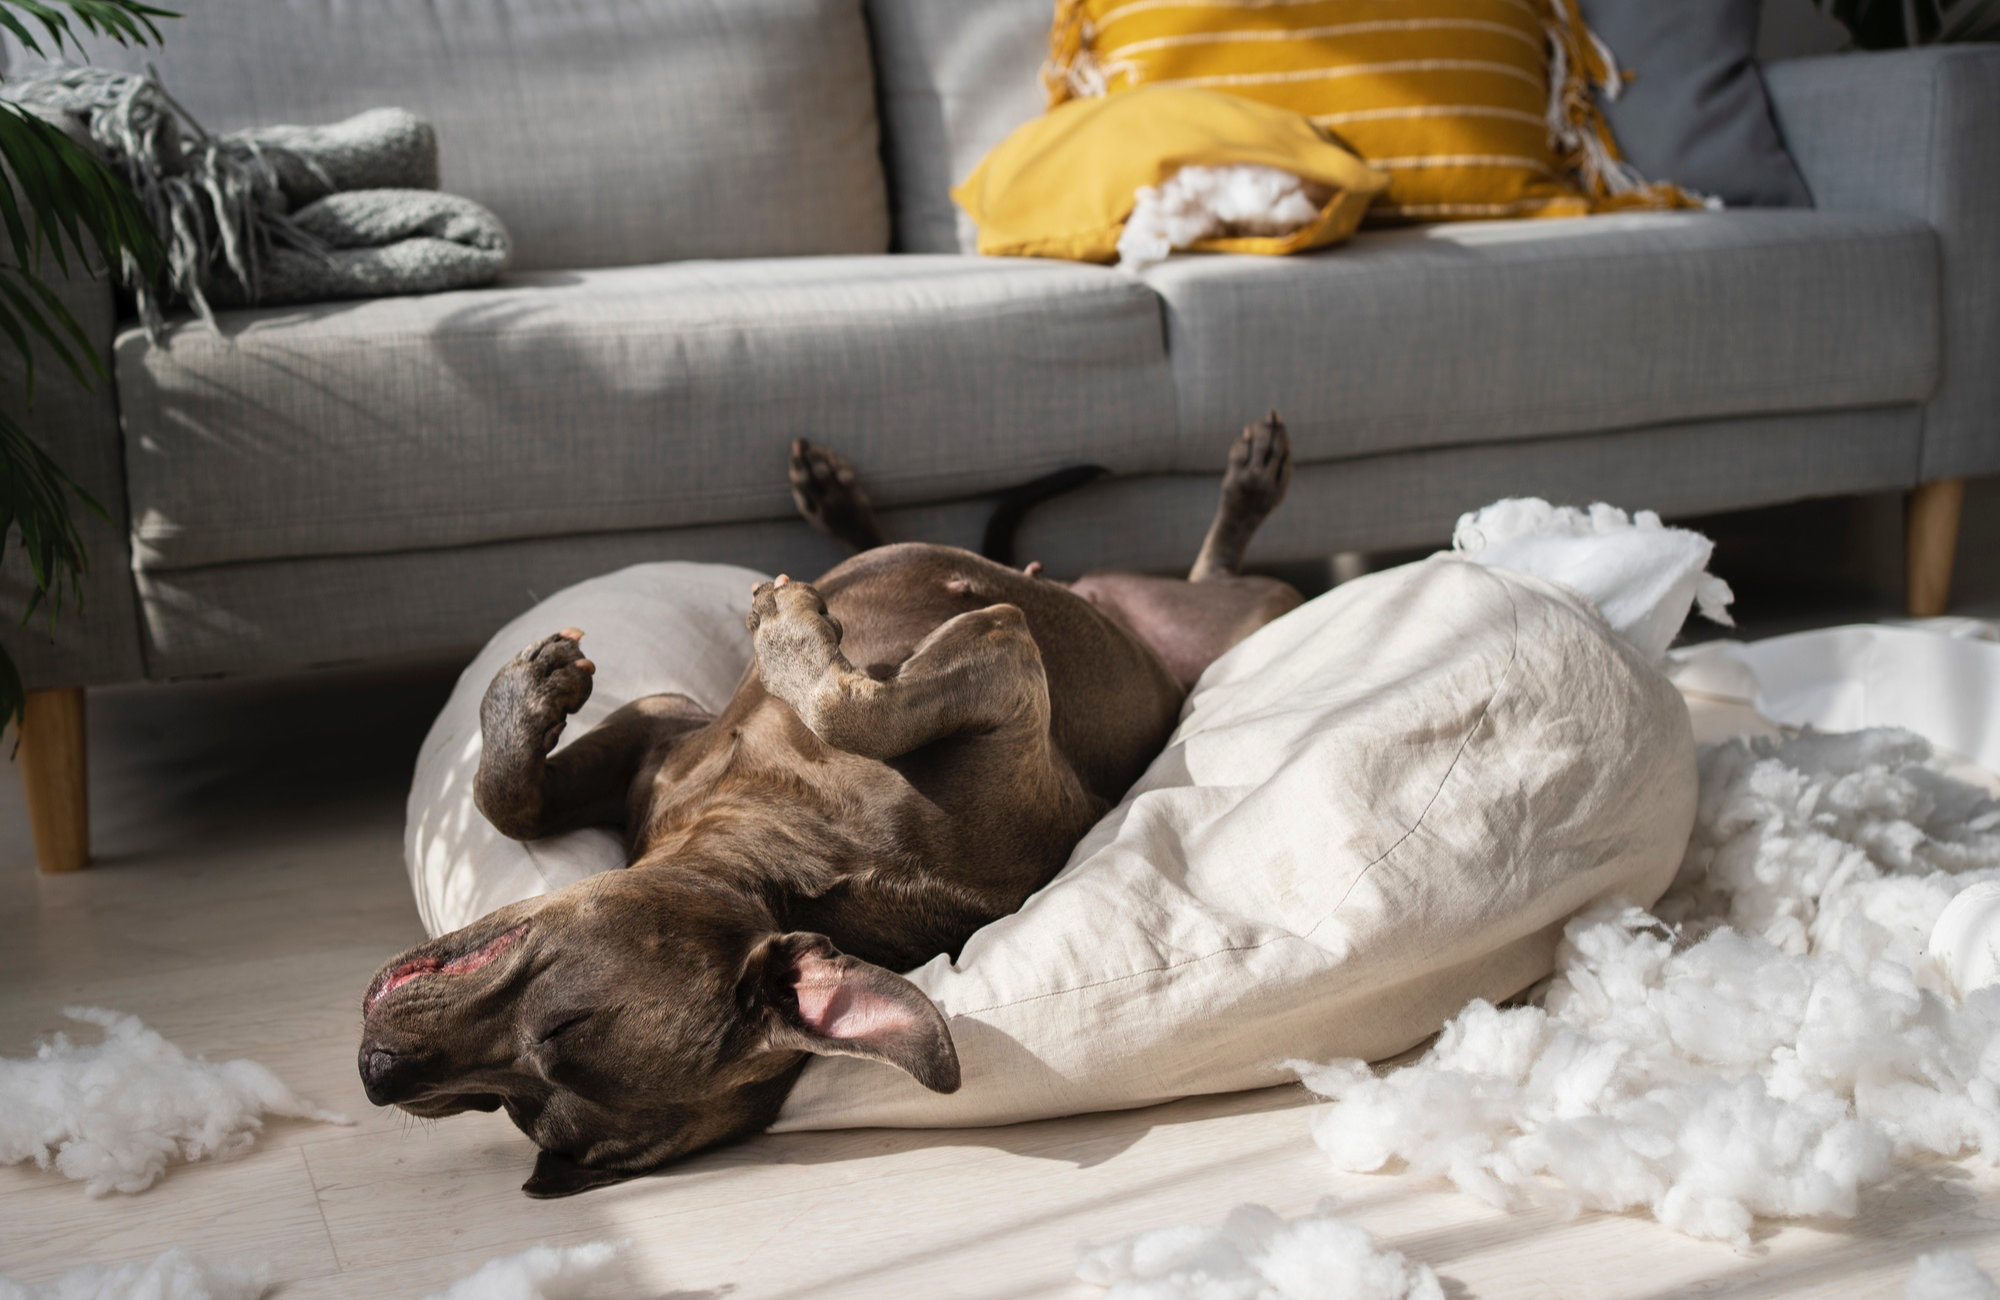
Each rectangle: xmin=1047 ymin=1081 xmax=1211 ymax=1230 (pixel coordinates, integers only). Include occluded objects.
xmin=4 ymin=1 xmax=1996 ymax=868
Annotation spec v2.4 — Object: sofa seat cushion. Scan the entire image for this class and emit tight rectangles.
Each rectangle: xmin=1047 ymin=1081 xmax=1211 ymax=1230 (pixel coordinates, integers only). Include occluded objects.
xmin=1144 ymin=209 xmax=1940 ymax=467
xmin=27 ymin=0 xmax=889 ymax=270
xmin=117 ymin=257 xmax=1177 ymax=572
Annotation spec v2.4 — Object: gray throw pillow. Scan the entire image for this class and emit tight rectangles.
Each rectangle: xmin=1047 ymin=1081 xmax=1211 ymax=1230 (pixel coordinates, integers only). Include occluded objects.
xmin=1580 ymin=0 xmax=1814 ymax=207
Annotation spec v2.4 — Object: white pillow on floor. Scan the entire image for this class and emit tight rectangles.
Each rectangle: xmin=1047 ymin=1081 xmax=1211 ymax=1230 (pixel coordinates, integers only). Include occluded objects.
xmin=406 ymin=555 xmax=1697 ymax=1129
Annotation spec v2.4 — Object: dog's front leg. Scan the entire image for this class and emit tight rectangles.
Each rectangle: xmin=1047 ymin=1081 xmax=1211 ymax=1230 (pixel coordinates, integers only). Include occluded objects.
xmin=474 ymin=631 xmax=709 ymax=840
xmin=748 ymin=577 xmax=1049 ymax=761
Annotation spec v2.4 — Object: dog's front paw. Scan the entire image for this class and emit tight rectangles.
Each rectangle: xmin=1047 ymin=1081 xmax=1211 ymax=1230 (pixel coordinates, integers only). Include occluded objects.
xmin=748 ymin=576 xmax=843 ymax=698
xmin=482 ymin=629 xmax=596 ymax=756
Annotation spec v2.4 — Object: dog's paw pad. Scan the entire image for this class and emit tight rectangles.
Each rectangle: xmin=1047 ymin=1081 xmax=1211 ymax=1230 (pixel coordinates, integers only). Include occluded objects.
xmin=789 ymin=440 xmax=875 ymax=539
xmin=747 ymin=578 xmax=844 ymax=686
xmin=491 ymin=631 xmax=597 ymax=752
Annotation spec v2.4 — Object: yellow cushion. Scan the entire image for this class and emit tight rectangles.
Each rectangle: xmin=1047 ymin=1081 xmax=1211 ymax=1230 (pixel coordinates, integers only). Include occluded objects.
xmin=952 ymin=86 xmax=1388 ymax=262
xmin=1046 ymin=0 xmax=1699 ymax=221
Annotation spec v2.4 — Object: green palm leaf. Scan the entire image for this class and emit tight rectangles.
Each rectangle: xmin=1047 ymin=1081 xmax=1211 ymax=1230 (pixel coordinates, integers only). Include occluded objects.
xmin=0 ymin=0 xmax=172 ymax=60
xmin=0 ymin=0 xmax=177 ymax=726
xmin=0 ymin=405 xmax=102 ymax=623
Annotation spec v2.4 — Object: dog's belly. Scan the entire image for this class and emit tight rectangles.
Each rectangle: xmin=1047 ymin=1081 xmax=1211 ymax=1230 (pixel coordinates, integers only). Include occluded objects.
xmin=812 ymin=543 xmax=1186 ymax=805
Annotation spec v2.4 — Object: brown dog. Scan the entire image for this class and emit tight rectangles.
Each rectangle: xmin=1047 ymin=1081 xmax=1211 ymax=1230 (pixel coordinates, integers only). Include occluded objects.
xmin=359 ymin=417 xmax=1301 ymax=1197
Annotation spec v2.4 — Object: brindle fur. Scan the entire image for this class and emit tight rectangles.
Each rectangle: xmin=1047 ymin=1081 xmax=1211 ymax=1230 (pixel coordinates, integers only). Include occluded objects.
xmin=359 ymin=416 xmax=1302 ymax=1197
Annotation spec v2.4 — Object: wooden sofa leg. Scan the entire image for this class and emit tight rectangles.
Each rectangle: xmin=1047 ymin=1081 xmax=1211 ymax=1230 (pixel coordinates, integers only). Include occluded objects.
xmin=17 ymin=686 xmax=89 ymax=873
xmin=1905 ymin=478 xmax=1965 ymax=619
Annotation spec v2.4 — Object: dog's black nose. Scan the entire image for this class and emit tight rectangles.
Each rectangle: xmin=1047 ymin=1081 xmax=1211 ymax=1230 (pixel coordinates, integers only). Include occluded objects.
xmin=358 ymin=1045 xmax=404 ymax=1103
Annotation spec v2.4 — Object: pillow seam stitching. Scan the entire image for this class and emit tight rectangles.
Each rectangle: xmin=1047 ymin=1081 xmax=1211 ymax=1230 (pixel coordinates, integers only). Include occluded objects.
xmin=1302 ymin=563 xmax=1523 ymax=940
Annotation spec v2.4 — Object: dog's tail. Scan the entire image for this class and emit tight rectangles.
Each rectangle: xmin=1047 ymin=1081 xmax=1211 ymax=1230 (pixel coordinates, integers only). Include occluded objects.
xmin=981 ymin=464 xmax=1110 ymax=567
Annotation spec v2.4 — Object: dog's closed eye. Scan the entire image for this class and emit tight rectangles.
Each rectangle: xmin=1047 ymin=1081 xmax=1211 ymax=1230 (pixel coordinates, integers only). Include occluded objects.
xmin=534 ymin=1011 xmax=593 ymax=1046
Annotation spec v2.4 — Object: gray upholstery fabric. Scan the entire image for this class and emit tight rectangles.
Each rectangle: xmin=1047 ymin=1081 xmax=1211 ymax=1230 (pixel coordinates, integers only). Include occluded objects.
xmin=23 ymin=0 xmax=889 ymax=271
xmin=117 ymin=257 xmax=1176 ymax=571
xmin=1143 ymin=210 xmax=1937 ymax=467
xmin=1015 ymin=407 xmax=1921 ymax=572
xmin=136 ymin=405 xmax=1919 ymax=680
xmin=863 ymin=0 xmax=1048 ymax=253
xmin=137 ymin=502 xmax=995 ymax=680
xmin=1767 ymin=47 xmax=2000 ymax=482
xmin=1579 ymin=0 xmax=1812 ymax=207
xmin=0 ymin=252 xmax=146 ymax=692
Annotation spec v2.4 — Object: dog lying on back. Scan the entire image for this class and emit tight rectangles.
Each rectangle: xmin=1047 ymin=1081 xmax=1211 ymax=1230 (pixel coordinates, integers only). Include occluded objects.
xmin=358 ymin=418 xmax=1300 ymax=1196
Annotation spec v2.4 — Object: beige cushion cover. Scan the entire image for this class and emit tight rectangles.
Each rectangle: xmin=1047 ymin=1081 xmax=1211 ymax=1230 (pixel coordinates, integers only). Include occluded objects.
xmin=406 ymin=556 xmax=1696 ymax=1129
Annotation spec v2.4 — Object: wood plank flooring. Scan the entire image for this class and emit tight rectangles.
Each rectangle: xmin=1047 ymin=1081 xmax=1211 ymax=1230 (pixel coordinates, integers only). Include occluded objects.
xmin=2 ymin=665 xmax=1996 ymax=1297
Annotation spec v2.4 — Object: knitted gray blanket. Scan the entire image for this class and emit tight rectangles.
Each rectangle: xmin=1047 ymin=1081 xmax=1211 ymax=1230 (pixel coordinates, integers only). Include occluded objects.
xmin=13 ymin=68 xmax=510 ymax=334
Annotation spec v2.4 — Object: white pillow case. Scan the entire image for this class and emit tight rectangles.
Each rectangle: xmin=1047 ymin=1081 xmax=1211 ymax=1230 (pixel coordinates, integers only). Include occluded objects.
xmin=406 ymin=555 xmax=1697 ymax=1130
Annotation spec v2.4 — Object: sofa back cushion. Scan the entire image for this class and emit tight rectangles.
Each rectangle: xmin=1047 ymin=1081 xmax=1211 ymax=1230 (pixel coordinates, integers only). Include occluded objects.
xmin=32 ymin=0 xmax=889 ymax=270
xmin=865 ymin=0 xmax=1050 ymax=253
xmin=1580 ymin=0 xmax=1813 ymax=207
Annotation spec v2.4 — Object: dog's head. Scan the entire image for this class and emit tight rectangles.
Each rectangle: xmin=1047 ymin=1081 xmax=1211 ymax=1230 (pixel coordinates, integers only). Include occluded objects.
xmin=357 ymin=869 xmax=958 ymax=1197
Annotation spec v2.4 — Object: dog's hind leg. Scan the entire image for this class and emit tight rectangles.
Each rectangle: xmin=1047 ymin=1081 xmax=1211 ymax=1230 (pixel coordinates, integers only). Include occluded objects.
xmin=790 ymin=439 xmax=888 ymax=553
xmin=474 ymin=631 xmax=712 ymax=841
xmin=748 ymin=576 xmax=1053 ymax=763
xmin=1067 ymin=414 xmax=1301 ymax=689
xmin=1189 ymin=411 xmax=1292 ymax=582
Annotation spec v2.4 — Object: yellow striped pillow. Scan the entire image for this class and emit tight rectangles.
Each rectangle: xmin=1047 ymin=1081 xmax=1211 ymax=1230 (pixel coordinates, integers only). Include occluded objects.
xmin=1045 ymin=0 xmax=1700 ymax=221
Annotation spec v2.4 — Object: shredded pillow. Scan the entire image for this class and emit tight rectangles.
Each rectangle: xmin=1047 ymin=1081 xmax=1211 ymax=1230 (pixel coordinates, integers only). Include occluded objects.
xmin=952 ymin=86 xmax=1386 ymax=264
xmin=1044 ymin=0 xmax=1703 ymax=222
xmin=1118 ymin=163 xmax=1332 ymax=271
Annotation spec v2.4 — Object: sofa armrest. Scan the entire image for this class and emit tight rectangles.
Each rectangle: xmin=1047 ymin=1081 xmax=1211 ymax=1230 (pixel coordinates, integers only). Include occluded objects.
xmin=1766 ymin=46 xmax=2000 ymax=481
xmin=0 ymin=247 xmax=145 ymax=692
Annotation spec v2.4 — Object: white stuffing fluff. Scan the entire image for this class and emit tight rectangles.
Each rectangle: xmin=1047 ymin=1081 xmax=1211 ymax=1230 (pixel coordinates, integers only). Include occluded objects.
xmin=0 ymin=1247 xmax=269 ymax=1300
xmin=1933 ymin=881 xmax=2000 ymax=997
xmin=0 ymin=1008 xmax=346 ymax=1196
xmin=1117 ymin=165 xmax=1327 ymax=271
xmin=1077 ymin=1202 xmax=1443 ymax=1300
xmin=1297 ymin=727 xmax=2000 ymax=1248
xmin=422 ymin=1240 xmax=627 ymax=1300
xmin=1909 ymin=1251 xmax=2000 ymax=1299
xmin=1453 ymin=498 xmax=1735 ymax=661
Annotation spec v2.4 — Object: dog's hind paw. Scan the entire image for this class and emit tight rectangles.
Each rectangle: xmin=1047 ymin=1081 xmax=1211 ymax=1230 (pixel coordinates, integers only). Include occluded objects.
xmin=1221 ymin=410 xmax=1293 ymax=523
xmin=748 ymin=577 xmax=845 ymax=705
xmin=790 ymin=439 xmax=884 ymax=551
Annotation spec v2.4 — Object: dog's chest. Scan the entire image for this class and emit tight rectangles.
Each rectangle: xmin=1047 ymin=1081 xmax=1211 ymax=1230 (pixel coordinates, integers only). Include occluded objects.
xmin=633 ymin=710 xmax=952 ymax=876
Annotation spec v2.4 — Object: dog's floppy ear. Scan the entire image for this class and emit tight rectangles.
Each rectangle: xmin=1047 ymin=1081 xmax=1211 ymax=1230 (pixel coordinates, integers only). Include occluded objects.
xmin=748 ymin=931 xmax=960 ymax=1093
xmin=522 ymin=1148 xmax=635 ymax=1199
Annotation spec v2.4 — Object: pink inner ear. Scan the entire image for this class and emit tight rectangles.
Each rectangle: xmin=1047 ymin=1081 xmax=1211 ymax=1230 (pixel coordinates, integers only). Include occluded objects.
xmin=791 ymin=951 xmax=913 ymax=1042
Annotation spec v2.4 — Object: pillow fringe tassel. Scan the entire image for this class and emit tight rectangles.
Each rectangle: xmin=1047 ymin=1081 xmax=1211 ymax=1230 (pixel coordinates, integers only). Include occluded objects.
xmin=1044 ymin=0 xmax=1091 ymax=106
xmin=10 ymin=64 xmax=331 ymax=336
xmin=1046 ymin=0 xmax=1132 ymax=106
xmin=1541 ymin=0 xmax=1713 ymax=210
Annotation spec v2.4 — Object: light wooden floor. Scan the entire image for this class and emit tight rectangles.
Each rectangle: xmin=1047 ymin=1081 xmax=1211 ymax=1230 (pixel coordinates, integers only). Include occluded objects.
xmin=3 ymin=667 xmax=1998 ymax=1298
